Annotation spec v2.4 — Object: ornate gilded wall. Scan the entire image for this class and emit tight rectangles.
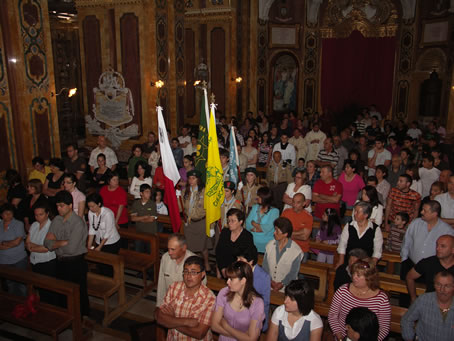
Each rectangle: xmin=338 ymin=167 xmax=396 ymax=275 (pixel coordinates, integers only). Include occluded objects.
xmin=75 ymin=0 xmax=183 ymax=149
xmin=0 ymin=0 xmax=59 ymax=178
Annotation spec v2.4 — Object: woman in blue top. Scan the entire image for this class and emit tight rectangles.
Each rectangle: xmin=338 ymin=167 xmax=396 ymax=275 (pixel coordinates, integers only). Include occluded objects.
xmin=246 ymin=186 xmax=280 ymax=253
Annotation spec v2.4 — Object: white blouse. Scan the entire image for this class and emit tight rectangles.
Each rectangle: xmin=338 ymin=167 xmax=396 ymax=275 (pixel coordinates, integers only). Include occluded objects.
xmin=88 ymin=207 xmax=120 ymax=245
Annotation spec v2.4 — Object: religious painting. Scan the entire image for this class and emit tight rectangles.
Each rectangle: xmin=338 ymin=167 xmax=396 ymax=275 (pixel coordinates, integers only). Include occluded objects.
xmin=272 ymin=54 xmax=298 ymax=112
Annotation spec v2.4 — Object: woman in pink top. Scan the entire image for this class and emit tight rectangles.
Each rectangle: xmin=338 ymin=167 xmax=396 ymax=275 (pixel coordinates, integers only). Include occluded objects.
xmin=62 ymin=173 xmax=86 ymax=218
xmin=338 ymin=159 xmax=365 ymax=208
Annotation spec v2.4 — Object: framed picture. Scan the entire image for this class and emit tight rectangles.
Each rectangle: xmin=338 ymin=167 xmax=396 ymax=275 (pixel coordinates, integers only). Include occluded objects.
xmin=421 ymin=19 xmax=450 ymax=46
xmin=269 ymin=24 xmax=300 ymax=48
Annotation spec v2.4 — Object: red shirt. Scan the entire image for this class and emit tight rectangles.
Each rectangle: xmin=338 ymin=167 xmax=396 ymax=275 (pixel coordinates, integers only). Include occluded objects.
xmin=99 ymin=185 xmax=128 ymax=225
xmin=281 ymin=208 xmax=313 ymax=252
xmin=313 ymin=179 xmax=343 ymax=219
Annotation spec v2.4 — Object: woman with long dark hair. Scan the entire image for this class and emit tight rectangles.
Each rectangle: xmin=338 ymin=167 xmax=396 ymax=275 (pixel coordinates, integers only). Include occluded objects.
xmin=212 ymin=261 xmax=265 ymax=341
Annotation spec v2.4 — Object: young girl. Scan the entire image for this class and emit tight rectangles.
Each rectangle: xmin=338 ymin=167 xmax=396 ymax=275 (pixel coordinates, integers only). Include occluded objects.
xmin=154 ymin=188 xmax=168 ymax=233
xmin=386 ymin=212 xmax=409 ymax=253
xmin=316 ymin=208 xmax=342 ymax=264
xmin=154 ymin=188 xmax=168 ymax=215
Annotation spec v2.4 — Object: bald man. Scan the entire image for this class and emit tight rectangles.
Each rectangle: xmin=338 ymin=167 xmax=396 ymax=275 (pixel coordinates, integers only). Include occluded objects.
xmin=406 ymin=234 xmax=454 ymax=302
xmin=88 ymin=135 xmax=118 ymax=173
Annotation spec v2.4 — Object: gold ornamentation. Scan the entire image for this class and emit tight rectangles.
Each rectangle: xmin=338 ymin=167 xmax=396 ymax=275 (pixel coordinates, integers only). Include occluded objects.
xmin=321 ymin=0 xmax=398 ymax=38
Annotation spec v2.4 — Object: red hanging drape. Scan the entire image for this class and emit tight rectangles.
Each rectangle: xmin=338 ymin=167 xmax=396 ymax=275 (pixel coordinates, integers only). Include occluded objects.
xmin=321 ymin=30 xmax=396 ymax=117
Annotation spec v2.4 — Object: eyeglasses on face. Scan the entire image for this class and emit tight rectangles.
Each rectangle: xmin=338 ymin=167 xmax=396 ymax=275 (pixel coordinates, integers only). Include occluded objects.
xmin=182 ymin=270 xmax=203 ymax=276
xmin=434 ymin=282 xmax=454 ymax=290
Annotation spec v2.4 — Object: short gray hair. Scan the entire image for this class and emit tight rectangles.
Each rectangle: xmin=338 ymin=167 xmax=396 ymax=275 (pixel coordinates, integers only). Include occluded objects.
xmin=169 ymin=234 xmax=187 ymax=246
xmin=348 ymin=248 xmax=369 ymax=259
xmin=354 ymin=201 xmax=372 ymax=219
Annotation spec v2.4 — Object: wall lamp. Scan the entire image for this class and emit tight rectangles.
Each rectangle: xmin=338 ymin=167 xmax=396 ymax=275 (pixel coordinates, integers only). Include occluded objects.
xmin=51 ymin=87 xmax=77 ymax=97
xmin=151 ymin=80 xmax=165 ymax=88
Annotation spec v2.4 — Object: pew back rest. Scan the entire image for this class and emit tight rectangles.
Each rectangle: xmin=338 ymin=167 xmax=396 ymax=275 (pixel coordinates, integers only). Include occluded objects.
xmin=0 ymin=264 xmax=81 ymax=340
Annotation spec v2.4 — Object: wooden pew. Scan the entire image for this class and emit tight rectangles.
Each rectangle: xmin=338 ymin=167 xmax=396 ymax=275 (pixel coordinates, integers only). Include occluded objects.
xmin=119 ymin=228 xmax=159 ymax=296
xmin=0 ymin=265 xmax=82 ymax=341
xmin=85 ymin=250 xmax=128 ymax=326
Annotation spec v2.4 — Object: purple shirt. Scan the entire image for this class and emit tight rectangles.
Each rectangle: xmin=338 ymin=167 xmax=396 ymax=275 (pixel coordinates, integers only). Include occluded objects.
xmin=215 ymin=286 xmax=265 ymax=341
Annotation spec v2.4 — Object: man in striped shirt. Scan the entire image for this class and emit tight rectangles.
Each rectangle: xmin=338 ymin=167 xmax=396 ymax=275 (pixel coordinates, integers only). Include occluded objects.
xmin=384 ymin=174 xmax=421 ymax=231
xmin=315 ymin=138 xmax=340 ymax=178
xmin=156 ymin=256 xmax=216 ymax=341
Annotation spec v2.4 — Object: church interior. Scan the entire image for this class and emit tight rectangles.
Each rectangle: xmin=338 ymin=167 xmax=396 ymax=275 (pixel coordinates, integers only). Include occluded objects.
xmin=1 ymin=0 xmax=454 ymax=340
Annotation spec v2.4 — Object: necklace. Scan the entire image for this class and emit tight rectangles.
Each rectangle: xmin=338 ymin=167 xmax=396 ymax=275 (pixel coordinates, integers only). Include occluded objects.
xmin=92 ymin=213 xmax=102 ymax=231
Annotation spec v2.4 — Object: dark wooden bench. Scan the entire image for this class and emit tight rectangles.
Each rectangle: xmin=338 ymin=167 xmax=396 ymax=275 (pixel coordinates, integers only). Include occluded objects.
xmin=85 ymin=250 xmax=127 ymax=326
xmin=0 ymin=265 xmax=82 ymax=341
xmin=119 ymin=228 xmax=159 ymax=297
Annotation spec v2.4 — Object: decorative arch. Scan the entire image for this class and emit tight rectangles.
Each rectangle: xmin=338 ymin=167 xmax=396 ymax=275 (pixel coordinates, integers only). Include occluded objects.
xmin=268 ymin=51 xmax=300 ymax=114
xmin=416 ymin=48 xmax=448 ymax=74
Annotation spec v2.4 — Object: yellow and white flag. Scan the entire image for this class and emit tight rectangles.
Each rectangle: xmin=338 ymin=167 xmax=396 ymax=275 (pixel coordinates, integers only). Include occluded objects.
xmin=204 ymin=100 xmax=224 ymax=236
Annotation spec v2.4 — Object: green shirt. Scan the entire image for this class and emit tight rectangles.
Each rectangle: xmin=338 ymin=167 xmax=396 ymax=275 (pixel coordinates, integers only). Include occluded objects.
xmin=130 ymin=199 xmax=158 ymax=234
xmin=128 ymin=156 xmax=147 ymax=178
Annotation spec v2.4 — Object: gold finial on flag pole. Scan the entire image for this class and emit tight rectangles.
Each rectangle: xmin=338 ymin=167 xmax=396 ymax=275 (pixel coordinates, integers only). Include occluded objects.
xmin=201 ymin=80 xmax=208 ymax=89
xmin=210 ymin=93 xmax=216 ymax=105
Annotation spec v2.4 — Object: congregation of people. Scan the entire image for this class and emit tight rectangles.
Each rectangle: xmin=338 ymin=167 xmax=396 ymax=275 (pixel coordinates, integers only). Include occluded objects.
xmin=2 ymin=107 xmax=454 ymax=340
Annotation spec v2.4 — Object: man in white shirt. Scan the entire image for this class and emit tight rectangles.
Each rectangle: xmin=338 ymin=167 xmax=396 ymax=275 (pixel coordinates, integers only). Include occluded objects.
xmin=156 ymin=234 xmax=205 ymax=307
xmin=88 ymin=135 xmax=118 ymax=173
xmin=178 ymin=125 xmax=192 ymax=156
xmin=305 ymin=122 xmax=326 ymax=161
xmin=289 ymin=128 xmax=307 ymax=162
xmin=419 ymin=155 xmax=441 ymax=198
xmin=435 ymin=175 xmax=454 ymax=227
xmin=369 ymin=104 xmax=382 ymax=122
xmin=367 ymin=135 xmax=391 ymax=176
xmin=273 ymin=133 xmax=296 ymax=166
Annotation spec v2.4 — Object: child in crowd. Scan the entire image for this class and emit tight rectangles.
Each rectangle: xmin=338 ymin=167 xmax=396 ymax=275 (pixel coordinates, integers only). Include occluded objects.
xmin=292 ymin=157 xmax=306 ymax=177
xmin=315 ymin=208 xmax=342 ymax=264
xmin=154 ymin=188 xmax=168 ymax=215
xmin=386 ymin=212 xmax=409 ymax=253
xmin=130 ymin=184 xmax=158 ymax=253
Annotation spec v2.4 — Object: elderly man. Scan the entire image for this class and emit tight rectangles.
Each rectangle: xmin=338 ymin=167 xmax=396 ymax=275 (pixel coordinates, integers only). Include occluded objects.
xmin=281 ymin=193 xmax=313 ymax=262
xmin=156 ymin=234 xmax=204 ymax=307
xmin=155 ymin=256 xmax=216 ymax=341
xmin=406 ymin=235 xmax=454 ymax=303
xmin=401 ymin=271 xmax=454 ymax=341
xmin=435 ymin=175 xmax=454 ymax=227
xmin=272 ymin=133 xmax=296 ymax=166
xmin=312 ymin=165 xmax=343 ymax=219
xmin=315 ymin=137 xmax=340 ymax=178
xmin=400 ymin=200 xmax=454 ymax=284
xmin=88 ymin=135 xmax=118 ymax=173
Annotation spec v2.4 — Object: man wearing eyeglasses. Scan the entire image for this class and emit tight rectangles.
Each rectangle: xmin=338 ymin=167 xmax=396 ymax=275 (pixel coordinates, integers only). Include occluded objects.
xmin=156 ymin=255 xmax=216 ymax=340
xmin=402 ymin=271 xmax=454 ymax=341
